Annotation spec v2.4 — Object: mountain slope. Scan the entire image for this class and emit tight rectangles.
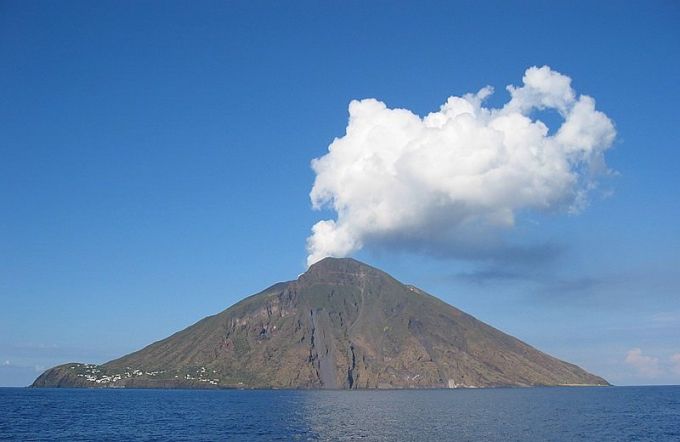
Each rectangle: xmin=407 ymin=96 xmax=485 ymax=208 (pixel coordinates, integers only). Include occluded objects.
xmin=33 ymin=258 xmax=608 ymax=388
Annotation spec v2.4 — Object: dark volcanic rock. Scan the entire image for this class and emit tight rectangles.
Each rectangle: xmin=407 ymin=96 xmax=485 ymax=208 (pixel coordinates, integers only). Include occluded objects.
xmin=33 ymin=258 xmax=608 ymax=389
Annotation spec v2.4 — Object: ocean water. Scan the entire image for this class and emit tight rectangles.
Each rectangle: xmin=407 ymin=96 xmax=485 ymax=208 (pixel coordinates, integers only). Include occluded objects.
xmin=1 ymin=386 xmax=678 ymax=441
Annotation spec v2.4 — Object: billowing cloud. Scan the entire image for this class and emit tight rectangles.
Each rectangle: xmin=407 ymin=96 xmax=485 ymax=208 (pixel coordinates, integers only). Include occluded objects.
xmin=306 ymin=66 xmax=615 ymax=266
xmin=625 ymin=348 xmax=661 ymax=378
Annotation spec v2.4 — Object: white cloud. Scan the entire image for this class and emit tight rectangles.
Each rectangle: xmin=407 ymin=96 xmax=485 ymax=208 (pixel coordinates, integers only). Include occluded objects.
xmin=625 ymin=348 xmax=662 ymax=378
xmin=671 ymin=353 xmax=680 ymax=376
xmin=306 ymin=66 xmax=616 ymax=266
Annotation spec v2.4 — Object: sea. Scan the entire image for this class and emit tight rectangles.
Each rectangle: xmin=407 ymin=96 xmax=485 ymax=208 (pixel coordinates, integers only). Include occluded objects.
xmin=1 ymin=386 xmax=678 ymax=441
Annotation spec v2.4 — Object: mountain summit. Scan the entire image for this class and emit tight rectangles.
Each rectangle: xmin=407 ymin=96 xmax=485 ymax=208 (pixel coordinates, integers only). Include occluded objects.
xmin=33 ymin=258 xmax=607 ymax=389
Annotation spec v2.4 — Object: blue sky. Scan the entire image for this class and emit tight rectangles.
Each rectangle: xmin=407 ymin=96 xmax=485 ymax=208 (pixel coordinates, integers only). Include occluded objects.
xmin=1 ymin=1 xmax=679 ymax=387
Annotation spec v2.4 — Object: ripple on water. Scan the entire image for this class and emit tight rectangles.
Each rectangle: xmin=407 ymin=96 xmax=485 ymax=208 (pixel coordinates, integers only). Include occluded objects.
xmin=0 ymin=386 xmax=678 ymax=441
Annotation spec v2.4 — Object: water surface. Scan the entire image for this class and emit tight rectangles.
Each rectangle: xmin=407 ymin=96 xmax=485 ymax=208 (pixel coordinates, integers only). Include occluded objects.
xmin=1 ymin=386 xmax=678 ymax=441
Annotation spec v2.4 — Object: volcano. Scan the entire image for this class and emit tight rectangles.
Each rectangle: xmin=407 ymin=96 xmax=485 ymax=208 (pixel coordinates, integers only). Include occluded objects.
xmin=33 ymin=258 xmax=607 ymax=389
